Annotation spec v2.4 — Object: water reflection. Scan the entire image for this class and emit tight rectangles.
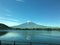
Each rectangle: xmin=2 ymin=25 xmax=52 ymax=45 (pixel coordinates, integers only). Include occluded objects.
xmin=0 ymin=30 xmax=60 ymax=44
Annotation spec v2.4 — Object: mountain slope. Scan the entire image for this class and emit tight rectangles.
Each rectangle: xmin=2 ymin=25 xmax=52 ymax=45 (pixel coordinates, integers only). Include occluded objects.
xmin=13 ymin=22 xmax=47 ymax=28
xmin=0 ymin=23 xmax=11 ymax=29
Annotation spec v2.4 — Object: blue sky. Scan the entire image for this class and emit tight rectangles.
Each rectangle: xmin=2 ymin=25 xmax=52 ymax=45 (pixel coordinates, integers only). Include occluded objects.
xmin=0 ymin=0 xmax=60 ymax=27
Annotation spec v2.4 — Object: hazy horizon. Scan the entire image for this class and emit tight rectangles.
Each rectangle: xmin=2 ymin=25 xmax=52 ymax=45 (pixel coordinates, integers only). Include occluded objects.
xmin=0 ymin=0 xmax=60 ymax=27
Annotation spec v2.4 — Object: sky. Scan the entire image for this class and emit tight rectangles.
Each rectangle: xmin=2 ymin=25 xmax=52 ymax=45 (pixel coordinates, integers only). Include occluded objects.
xmin=0 ymin=0 xmax=60 ymax=27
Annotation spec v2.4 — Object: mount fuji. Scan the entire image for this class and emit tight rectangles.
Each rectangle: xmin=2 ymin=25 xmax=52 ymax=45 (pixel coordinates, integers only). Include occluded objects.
xmin=12 ymin=22 xmax=48 ymax=28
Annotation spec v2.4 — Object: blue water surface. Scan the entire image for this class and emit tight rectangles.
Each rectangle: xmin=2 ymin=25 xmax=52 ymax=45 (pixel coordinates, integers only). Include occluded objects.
xmin=0 ymin=30 xmax=60 ymax=45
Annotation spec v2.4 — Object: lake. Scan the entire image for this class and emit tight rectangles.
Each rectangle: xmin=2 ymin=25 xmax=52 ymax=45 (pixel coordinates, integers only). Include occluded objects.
xmin=0 ymin=30 xmax=60 ymax=45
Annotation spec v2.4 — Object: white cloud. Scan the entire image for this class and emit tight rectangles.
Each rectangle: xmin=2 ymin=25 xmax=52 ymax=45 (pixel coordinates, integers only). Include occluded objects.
xmin=0 ymin=16 xmax=20 ymax=26
xmin=0 ymin=16 xmax=6 ymax=19
xmin=0 ymin=17 xmax=4 ymax=19
xmin=6 ymin=14 xmax=12 ymax=17
xmin=5 ymin=9 xmax=11 ymax=13
xmin=16 ymin=0 xmax=24 ymax=2
xmin=26 ymin=20 xmax=32 ymax=23
xmin=8 ymin=18 xmax=19 ymax=22
xmin=0 ymin=20 xmax=20 ymax=26
xmin=0 ymin=16 xmax=19 ymax=22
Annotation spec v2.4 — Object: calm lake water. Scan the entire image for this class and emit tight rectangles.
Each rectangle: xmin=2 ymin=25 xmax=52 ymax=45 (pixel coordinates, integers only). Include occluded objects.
xmin=0 ymin=30 xmax=60 ymax=45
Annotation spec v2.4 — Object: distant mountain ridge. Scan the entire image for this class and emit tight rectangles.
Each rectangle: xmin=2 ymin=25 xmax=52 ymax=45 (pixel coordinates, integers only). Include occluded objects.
xmin=13 ymin=22 xmax=48 ymax=28
xmin=0 ymin=22 xmax=60 ymax=30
